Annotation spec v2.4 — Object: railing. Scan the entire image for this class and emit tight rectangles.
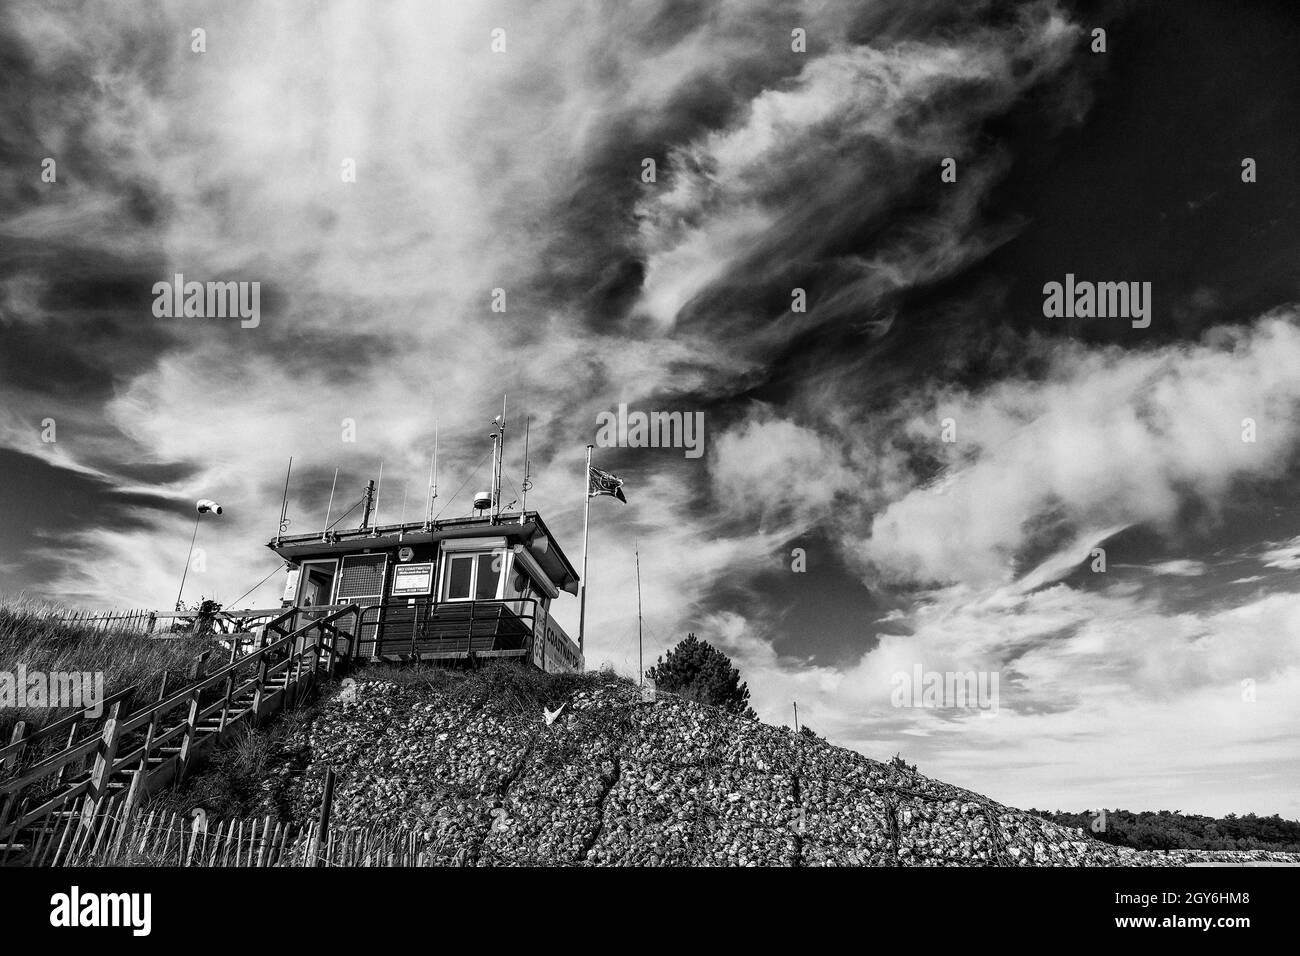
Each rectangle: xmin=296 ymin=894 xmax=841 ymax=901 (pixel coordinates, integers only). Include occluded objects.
xmin=47 ymin=597 xmax=583 ymax=669
xmin=48 ymin=606 xmax=289 ymax=639
xmin=0 ymin=604 xmax=361 ymax=857
xmin=350 ymin=597 xmax=580 ymax=670
xmin=355 ymin=597 xmax=535 ymax=658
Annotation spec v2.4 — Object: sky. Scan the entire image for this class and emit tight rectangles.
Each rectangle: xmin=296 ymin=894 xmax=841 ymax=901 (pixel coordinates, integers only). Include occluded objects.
xmin=2 ymin=0 xmax=1299 ymax=817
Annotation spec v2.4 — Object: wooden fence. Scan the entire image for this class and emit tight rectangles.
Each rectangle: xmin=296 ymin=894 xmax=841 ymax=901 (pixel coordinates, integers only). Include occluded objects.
xmin=51 ymin=606 xmax=288 ymax=639
xmin=25 ymin=793 xmax=432 ymax=867
xmin=0 ymin=604 xmax=361 ymax=862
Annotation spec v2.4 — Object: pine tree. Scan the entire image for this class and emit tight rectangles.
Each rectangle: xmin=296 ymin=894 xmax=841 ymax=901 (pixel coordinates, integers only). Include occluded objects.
xmin=647 ymin=632 xmax=756 ymax=718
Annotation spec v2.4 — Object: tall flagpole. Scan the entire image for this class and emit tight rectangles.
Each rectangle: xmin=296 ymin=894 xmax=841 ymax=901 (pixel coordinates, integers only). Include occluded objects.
xmin=578 ymin=443 xmax=593 ymax=654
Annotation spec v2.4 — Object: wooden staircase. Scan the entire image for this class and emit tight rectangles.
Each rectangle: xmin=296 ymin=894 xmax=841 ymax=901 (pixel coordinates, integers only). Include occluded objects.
xmin=0 ymin=604 xmax=360 ymax=865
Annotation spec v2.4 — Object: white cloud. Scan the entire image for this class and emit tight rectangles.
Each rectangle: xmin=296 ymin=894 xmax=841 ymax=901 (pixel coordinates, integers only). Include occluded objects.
xmin=1260 ymin=536 xmax=1300 ymax=571
xmin=724 ymin=578 xmax=1300 ymax=816
xmin=709 ymin=407 xmax=858 ymax=527
xmin=860 ymin=316 xmax=1300 ymax=587
xmin=1146 ymin=560 xmax=1208 ymax=577
xmin=633 ymin=5 xmax=1083 ymax=328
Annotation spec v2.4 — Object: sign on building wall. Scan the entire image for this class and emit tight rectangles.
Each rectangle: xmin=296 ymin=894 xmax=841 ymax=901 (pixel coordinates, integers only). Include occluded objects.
xmin=282 ymin=568 xmax=301 ymax=602
xmin=391 ymin=562 xmax=433 ymax=596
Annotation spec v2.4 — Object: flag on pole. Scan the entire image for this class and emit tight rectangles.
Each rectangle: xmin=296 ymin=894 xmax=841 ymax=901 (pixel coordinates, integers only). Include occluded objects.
xmin=588 ymin=466 xmax=628 ymax=503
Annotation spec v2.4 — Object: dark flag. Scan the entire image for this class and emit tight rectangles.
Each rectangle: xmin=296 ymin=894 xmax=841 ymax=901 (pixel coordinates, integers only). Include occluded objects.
xmin=589 ymin=466 xmax=627 ymax=503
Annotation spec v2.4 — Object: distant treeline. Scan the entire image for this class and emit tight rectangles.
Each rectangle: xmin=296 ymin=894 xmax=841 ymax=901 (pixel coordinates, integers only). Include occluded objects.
xmin=1029 ymin=808 xmax=1300 ymax=852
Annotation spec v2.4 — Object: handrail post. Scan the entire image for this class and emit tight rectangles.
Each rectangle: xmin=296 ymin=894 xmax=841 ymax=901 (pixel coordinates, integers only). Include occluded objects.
xmin=288 ymin=647 xmax=303 ymax=709
xmin=219 ymin=670 xmax=236 ymax=734
xmin=134 ymin=671 xmax=169 ymax=784
xmin=349 ymin=604 xmax=361 ymax=662
xmin=177 ymin=690 xmax=201 ymax=785
xmin=81 ymin=701 xmax=123 ymax=829
xmin=52 ymin=717 xmax=80 ymax=789
xmin=308 ymin=624 xmax=323 ymax=693
xmin=2 ymin=721 xmax=28 ymax=776
xmin=0 ymin=785 xmax=21 ymax=857
xmin=0 ymin=722 xmax=30 ymax=851
xmin=186 ymin=650 xmax=210 ymax=682
xmin=251 ymin=656 xmax=270 ymax=719
xmin=327 ymin=615 xmax=347 ymax=676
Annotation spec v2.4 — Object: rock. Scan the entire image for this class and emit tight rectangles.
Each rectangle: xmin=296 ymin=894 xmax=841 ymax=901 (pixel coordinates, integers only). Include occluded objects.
xmin=228 ymin=673 xmax=1281 ymax=868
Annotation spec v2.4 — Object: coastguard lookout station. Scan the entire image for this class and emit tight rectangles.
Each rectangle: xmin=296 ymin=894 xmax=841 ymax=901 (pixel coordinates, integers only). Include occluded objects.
xmin=267 ymin=412 xmax=584 ymax=674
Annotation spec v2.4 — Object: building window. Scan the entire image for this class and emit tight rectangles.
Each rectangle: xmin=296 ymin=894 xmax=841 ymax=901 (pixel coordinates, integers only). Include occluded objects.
xmin=476 ymin=552 xmax=502 ymax=600
xmin=445 ymin=554 xmax=474 ymax=600
xmin=442 ymin=549 xmax=505 ymax=601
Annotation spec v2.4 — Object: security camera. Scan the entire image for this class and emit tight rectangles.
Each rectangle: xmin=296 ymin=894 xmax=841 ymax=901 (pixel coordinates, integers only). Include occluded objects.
xmin=197 ymin=499 xmax=223 ymax=515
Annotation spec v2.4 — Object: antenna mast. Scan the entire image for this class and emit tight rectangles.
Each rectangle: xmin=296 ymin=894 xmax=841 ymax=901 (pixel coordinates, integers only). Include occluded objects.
xmin=520 ymin=416 xmax=532 ymax=516
xmin=321 ymin=466 xmax=338 ymax=541
xmin=425 ymin=421 xmax=439 ymax=529
xmin=360 ymin=479 xmax=375 ymax=530
xmin=490 ymin=395 xmax=506 ymax=520
xmin=275 ymin=457 xmax=293 ymax=546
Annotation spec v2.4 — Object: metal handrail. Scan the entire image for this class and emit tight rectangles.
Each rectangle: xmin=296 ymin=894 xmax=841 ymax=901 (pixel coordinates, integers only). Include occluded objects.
xmin=350 ymin=597 xmax=575 ymax=661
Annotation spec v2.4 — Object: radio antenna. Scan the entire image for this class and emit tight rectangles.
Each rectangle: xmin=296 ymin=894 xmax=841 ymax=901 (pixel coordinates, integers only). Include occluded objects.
xmin=490 ymin=395 xmax=506 ymax=520
xmin=520 ymin=416 xmax=532 ymax=515
xmin=321 ymin=466 xmax=338 ymax=541
xmin=425 ymin=421 xmax=438 ymax=529
xmin=372 ymin=459 xmax=384 ymax=533
xmin=275 ymin=457 xmax=293 ymax=545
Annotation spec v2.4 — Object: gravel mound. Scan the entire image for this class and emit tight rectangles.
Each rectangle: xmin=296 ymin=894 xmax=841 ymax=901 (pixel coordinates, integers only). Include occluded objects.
xmin=246 ymin=675 xmax=1275 ymax=867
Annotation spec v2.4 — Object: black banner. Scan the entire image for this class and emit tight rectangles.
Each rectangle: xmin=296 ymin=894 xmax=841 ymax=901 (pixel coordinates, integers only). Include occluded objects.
xmin=0 ymin=864 xmax=1290 ymax=944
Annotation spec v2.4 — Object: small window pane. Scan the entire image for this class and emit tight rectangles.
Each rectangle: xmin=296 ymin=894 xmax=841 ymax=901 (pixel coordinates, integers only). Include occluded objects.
xmin=446 ymin=555 xmax=473 ymax=599
xmin=475 ymin=552 xmax=502 ymax=600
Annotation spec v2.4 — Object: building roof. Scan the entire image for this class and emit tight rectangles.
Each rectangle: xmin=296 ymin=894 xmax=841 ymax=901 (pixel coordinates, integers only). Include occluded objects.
xmin=266 ymin=510 xmax=580 ymax=595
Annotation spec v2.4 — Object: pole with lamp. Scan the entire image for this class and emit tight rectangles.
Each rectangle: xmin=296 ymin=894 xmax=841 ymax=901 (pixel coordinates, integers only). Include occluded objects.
xmin=175 ymin=498 xmax=223 ymax=611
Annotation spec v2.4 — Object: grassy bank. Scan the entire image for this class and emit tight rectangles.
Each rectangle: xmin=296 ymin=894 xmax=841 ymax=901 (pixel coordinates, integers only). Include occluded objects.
xmin=0 ymin=597 xmax=218 ymax=738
